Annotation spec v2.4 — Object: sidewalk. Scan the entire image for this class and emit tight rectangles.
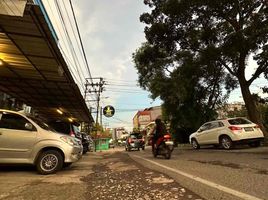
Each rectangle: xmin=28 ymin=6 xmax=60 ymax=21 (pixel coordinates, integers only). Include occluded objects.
xmin=81 ymin=148 xmax=204 ymax=200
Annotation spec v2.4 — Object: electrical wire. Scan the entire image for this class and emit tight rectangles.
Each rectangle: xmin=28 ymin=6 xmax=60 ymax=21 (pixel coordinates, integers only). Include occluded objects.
xmin=61 ymin=0 xmax=87 ymax=68
xmin=69 ymin=0 xmax=92 ymax=79
xmin=54 ymin=0 xmax=85 ymax=88
xmin=104 ymin=78 xmax=138 ymax=83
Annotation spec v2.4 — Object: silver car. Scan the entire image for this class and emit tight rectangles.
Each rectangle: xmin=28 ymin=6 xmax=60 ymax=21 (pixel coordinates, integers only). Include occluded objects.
xmin=0 ymin=109 xmax=83 ymax=174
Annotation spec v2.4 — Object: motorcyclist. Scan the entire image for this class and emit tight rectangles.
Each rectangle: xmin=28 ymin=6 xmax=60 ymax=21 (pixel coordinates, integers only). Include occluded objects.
xmin=151 ymin=118 xmax=167 ymax=152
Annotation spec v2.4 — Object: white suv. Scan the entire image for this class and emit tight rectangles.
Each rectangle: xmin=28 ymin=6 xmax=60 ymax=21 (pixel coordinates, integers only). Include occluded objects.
xmin=189 ymin=117 xmax=264 ymax=149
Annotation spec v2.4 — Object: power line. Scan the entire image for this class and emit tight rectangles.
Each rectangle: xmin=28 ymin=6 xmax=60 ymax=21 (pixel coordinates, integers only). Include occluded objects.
xmin=105 ymin=90 xmax=148 ymax=94
xmin=106 ymin=83 xmax=140 ymax=88
xmin=104 ymin=78 xmax=138 ymax=83
xmin=69 ymin=0 xmax=92 ymax=79
xmin=54 ymin=0 xmax=85 ymax=88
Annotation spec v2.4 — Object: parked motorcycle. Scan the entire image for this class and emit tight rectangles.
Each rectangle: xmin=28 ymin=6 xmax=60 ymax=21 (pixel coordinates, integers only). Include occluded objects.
xmin=152 ymin=134 xmax=174 ymax=159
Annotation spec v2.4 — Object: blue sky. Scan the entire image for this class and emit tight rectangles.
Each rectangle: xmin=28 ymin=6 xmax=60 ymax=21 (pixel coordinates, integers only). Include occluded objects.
xmin=42 ymin=0 xmax=267 ymax=130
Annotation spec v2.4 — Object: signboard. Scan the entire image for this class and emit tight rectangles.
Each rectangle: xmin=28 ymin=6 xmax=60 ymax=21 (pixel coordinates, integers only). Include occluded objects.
xmin=103 ymin=105 xmax=115 ymax=117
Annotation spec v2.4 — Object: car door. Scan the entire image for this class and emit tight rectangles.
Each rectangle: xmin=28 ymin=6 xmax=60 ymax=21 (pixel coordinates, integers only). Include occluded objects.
xmin=209 ymin=122 xmax=225 ymax=144
xmin=0 ymin=112 xmax=37 ymax=161
xmin=204 ymin=122 xmax=220 ymax=144
xmin=196 ymin=123 xmax=212 ymax=144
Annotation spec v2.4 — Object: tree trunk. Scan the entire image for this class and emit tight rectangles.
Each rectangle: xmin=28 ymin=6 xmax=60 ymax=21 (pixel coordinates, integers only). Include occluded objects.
xmin=238 ymin=77 xmax=268 ymax=138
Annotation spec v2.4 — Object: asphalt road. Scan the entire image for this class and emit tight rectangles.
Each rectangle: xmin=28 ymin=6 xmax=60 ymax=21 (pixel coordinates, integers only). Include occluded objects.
xmin=0 ymin=146 xmax=267 ymax=200
xmin=128 ymin=145 xmax=268 ymax=200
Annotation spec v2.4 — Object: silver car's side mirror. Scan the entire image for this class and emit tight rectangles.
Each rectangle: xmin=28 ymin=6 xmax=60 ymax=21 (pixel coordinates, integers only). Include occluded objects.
xmin=25 ymin=123 xmax=33 ymax=131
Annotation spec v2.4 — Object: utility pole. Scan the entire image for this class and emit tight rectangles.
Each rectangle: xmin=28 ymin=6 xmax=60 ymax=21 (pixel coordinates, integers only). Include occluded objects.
xmin=84 ymin=77 xmax=105 ymax=126
xmin=100 ymin=106 xmax=103 ymax=128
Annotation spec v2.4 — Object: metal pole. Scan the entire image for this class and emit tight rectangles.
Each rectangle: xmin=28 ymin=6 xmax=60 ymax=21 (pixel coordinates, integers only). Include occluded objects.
xmin=95 ymin=93 xmax=100 ymax=125
xmin=100 ymin=106 xmax=103 ymax=128
xmin=95 ymin=78 xmax=104 ymax=126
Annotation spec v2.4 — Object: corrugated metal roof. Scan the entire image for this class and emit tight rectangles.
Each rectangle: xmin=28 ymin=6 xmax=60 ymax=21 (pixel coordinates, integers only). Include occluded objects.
xmin=0 ymin=4 xmax=93 ymax=123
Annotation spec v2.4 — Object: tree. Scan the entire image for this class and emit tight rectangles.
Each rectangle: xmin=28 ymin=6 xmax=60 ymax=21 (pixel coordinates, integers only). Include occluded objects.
xmin=134 ymin=0 xmax=268 ymax=137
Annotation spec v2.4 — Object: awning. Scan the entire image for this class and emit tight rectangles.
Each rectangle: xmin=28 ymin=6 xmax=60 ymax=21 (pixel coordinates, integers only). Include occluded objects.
xmin=0 ymin=4 xmax=93 ymax=123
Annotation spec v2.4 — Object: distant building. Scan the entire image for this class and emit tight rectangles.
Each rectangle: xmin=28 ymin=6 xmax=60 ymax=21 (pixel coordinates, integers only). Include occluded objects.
xmin=144 ymin=106 xmax=162 ymax=122
xmin=133 ymin=106 xmax=162 ymax=130
xmin=217 ymin=102 xmax=245 ymax=118
xmin=133 ymin=110 xmax=151 ymax=130
xmin=114 ymin=127 xmax=128 ymax=140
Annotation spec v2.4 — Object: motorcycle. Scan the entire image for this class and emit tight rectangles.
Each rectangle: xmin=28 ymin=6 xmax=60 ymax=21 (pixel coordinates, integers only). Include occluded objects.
xmin=151 ymin=133 xmax=174 ymax=159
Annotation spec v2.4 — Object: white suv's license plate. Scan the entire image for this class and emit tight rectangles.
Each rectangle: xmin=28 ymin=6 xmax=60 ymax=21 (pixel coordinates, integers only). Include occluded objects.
xmin=244 ymin=127 xmax=254 ymax=132
xmin=165 ymin=141 xmax=174 ymax=145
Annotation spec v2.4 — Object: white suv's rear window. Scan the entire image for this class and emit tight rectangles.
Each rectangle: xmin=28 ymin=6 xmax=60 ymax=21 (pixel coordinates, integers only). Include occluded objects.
xmin=228 ymin=118 xmax=252 ymax=125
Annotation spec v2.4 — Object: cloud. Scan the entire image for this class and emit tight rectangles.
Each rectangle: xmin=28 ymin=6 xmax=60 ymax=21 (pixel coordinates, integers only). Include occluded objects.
xmin=44 ymin=0 xmax=159 ymax=129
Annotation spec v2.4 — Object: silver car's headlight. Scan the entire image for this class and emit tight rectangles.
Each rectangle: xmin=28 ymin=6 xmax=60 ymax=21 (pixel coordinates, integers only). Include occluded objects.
xmin=60 ymin=136 xmax=78 ymax=146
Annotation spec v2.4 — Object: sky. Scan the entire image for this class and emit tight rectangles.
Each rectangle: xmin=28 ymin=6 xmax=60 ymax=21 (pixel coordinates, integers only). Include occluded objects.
xmin=41 ymin=0 xmax=267 ymax=131
xmin=42 ymin=0 xmax=161 ymax=131
xmin=72 ymin=1 xmax=162 ymax=131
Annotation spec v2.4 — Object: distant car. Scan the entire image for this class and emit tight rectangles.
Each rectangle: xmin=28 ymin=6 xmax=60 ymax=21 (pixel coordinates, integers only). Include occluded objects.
xmin=189 ymin=117 xmax=264 ymax=150
xmin=125 ymin=132 xmax=145 ymax=151
xmin=109 ymin=139 xmax=115 ymax=148
xmin=80 ymin=132 xmax=91 ymax=154
xmin=0 ymin=109 xmax=83 ymax=174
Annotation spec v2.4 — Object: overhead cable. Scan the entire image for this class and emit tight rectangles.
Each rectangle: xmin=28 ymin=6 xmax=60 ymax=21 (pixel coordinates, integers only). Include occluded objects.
xmin=69 ymin=0 xmax=92 ymax=79
xmin=54 ymin=0 xmax=85 ymax=88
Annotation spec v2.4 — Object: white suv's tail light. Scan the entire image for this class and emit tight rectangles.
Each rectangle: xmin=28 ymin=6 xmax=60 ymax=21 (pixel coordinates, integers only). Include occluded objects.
xmin=254 ymin=124 xmax=260 ymax=129
xmin=228 ymin=126 xmax=242 ymax=131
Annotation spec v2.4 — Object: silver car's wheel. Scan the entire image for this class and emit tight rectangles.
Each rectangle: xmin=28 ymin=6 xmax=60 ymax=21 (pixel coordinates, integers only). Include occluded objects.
xmin=220 ymin=136 xmax=233 ymax=150
xmin=191 ymin=139 xmax=200 ymax=149
xmin=36 ymin=150 xmax=63 ymax=175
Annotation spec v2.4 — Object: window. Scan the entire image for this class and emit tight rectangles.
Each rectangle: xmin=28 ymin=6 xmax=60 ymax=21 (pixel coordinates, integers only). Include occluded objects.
xmin=210 ymin=122 xmax=219 ymax=129
xmin=28 ymin=116 xmax=55 ymax=132
xmin=228 ymin=118 xmax=252 ymax=125
xmin=0 ymin=113 xmax=34 ymax=131
xmin=49 ymin=122 xmax=70 ymax=134
xmin=130 ymin=134 xmax=137 ymax=139
xmin=200 ymin=123 xmax=211 ymax=131
xmin=218 ymin=122 xmax=224 ymax=127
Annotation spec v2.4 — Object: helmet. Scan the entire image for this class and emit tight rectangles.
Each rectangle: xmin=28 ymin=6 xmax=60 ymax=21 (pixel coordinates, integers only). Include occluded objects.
xmin=155 ymin=118 xmax=161 ymax=125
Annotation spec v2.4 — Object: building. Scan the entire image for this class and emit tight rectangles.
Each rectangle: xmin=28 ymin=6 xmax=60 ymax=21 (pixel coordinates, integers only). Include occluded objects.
xmin=115 ymin=127 xmax=128 ymax=140
xmin=217 ymin=102 xmax=245 ymax=119
xmin=133 ymin=106 xmax=162 ymax=130
xmin=144 ymin=106 xmax=162 ymax=122
xmin=133 ymin=110 xmax=151 ymax=130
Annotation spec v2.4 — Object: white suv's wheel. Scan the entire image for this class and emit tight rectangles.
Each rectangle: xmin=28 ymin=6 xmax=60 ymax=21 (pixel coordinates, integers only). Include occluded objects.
xmin=191 ymin=139 xmax=200 ymax=149
xmin=220 ymin=136 xmax=233 ymax=150
xmin=36 ymin=150 xmax=63 ymax=175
